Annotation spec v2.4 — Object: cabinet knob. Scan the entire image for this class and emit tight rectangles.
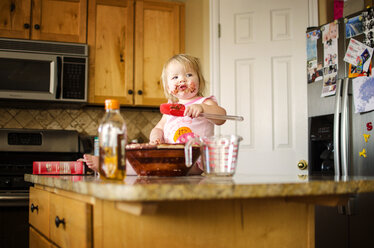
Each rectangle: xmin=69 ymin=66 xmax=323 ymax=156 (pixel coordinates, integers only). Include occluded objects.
xmin=137 ymin=90 xmax=143 ymax=95
xmin=34 ymin=24 xmax=40 ymax=30
xmin=120 ymin=54 xmax=124 ymax=62
xmin=24 ymin=23 xmax=30 ymax=29
xmin=10 ymin=3 xmax=15 ymax=12
xmin=30 ymin=203 xmax=39 ymax=213
xmin=55 ymin=216 xmax=65 ymax=228
xmin=128 ymin=89 xmax=133 ymax=95
xmin=297 ymin=160 xmax=308 ymax=170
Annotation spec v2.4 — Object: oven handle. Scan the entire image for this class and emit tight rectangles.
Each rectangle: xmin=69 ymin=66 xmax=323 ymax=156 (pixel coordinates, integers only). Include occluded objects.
xmin=0 ymin=194 xmax=29 ymax=207
xmin=0 ymin=195 xmax=29 ymax=201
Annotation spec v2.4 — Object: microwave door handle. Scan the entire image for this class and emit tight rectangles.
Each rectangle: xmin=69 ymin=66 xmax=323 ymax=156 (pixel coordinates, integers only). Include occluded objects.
xmin=333 ymin=79 xmax=342 ymax=177
xmin=55 ymin=57 xmax=62 ymax=99
xmin=340 ymin=78 xmax=349 ymax=177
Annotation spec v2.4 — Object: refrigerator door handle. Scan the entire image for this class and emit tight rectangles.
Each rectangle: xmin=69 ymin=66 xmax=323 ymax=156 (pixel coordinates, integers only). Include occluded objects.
xmin=333 ymin=79 xmax=342 ymax=177
xmin=340 ymin=78 xmax=349 ymax=177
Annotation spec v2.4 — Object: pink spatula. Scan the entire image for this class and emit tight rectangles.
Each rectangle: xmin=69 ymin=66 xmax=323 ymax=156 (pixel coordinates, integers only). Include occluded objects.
xmin=160 ymin=103 xmax=244 ymax=121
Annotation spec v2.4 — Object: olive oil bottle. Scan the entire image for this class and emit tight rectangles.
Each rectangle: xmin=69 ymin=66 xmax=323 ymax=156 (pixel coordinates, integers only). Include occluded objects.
xmin=98 ymin=99 xmax=127 ymax=180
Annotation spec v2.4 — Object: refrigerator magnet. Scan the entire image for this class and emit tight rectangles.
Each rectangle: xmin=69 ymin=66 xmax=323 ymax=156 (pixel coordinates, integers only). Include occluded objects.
xmin=367 ymin=122 xmax=373 ymax=131
xmin=344 ymin=38 xmax=374 ymax=72
xmin=363 ymin=134 xmax=371 ymax=143
xmin=346 ymin=15 xmax=364 ymax=38
xmin=359 ymin=148 xmax=367 ymax=158
xmin=322 ymin=23 xmax=338 ymax=43
xmin=348 ymin=62 xmax=372 ymax=78
xmin=352 ymin=76 xmax=374 ymax=113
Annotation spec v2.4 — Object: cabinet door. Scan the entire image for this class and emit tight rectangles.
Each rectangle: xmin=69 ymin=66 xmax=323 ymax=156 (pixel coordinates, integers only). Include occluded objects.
xmin=31 ymin=0 xmax=87 ymax=43
xmin=0 ymin=0 xmax=31 ymax=39
xmin=29 ymin=187 xmax=50 ymax=239
xmin=134 ymin=0 xmax=184 ymax=106
xmin=49 ymin=193 xmax=93 ymax=248
xmin=88 ymin=0 xmax=134 ymax=104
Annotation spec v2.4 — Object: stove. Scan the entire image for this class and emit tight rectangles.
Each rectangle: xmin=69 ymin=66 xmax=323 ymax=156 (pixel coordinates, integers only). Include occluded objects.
xmin=0 ymin=129 xmax=85 ymax=247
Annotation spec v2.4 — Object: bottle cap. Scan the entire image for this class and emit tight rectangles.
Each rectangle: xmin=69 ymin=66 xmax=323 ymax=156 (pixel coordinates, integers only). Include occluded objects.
xmin=105 ymin=99 xmax=120 ymax=110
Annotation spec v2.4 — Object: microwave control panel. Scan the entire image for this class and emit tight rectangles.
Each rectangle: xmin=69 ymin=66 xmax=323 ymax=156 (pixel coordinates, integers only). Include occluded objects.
xmin=62 ymin=57 xmax=86 ymax=100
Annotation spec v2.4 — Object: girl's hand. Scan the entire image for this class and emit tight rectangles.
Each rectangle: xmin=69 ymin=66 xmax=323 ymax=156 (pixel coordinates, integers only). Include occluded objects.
xmin=184 ymin=104 xmax=203 ymax=118
xmin=149 ymin=128 xmax=165 ymax=144
xmin=149 ymin=138 xmax=164 ymax=145
xmin=80 ymin=154 xmax=99 ymax=172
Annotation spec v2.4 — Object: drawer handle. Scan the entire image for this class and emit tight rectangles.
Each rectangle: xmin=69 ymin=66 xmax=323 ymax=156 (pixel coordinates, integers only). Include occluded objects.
xmin=55 ymin=216 xmax=65 ymax=228
xmin=30 ymin=203 xmax=39 ymax=213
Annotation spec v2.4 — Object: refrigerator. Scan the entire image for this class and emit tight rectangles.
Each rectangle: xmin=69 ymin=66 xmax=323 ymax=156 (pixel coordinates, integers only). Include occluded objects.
xmin=306 ymin=8 xmax=374 ymax=248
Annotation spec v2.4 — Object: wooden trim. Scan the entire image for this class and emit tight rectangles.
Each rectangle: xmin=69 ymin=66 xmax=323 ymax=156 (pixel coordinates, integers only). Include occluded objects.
xmin=87 ymin=0 xmax=97 ymax=103
xmin=97 ymin=0 xmax=131 ymax=6
xmin=115 ymin=201 xmax=158 ymax=215
xmin=126 ymin=0 xmax=135 ymax=105
xmin=31 ymin=0 xmax=42 ymax=40
xmin=286 ymin=194 xmax=350 ymax=207
xmin=307 ymin=205 xmax=315 ymax=248
xmin=37 ymin=185 xmax=96 ymax=204
xmin=180 ymin=4 xmax=185 ymax=53
xmin=93 ymin=199 xmax=103 ymax=248
xmin=134 ymin=0 xmax=144 ymax=105
xmin=79 ymin=0 xmax=88 ymax=43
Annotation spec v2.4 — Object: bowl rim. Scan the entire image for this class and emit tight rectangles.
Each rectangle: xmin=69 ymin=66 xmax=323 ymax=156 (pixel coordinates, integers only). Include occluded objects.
xmin=126 ymin=143 xmax=199 ymax=150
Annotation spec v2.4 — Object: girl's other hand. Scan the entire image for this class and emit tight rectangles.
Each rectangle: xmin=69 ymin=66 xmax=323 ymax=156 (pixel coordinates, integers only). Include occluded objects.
xmin=81 ymin=154 xmax=99 ymax=172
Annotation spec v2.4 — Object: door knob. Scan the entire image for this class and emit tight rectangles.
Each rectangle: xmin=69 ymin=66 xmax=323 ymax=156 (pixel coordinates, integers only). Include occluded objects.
xmin=297 ymin=160 xmax=308 ymax=170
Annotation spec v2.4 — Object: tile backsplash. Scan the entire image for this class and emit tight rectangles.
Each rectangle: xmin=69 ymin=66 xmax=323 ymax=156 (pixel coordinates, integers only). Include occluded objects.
xmin=0 ymin=106 xmax=162 ymax=143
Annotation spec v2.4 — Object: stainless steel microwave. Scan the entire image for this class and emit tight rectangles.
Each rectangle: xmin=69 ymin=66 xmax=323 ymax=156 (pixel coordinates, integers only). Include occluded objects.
xmin=0 ymin=38 xmax=88 ymax=102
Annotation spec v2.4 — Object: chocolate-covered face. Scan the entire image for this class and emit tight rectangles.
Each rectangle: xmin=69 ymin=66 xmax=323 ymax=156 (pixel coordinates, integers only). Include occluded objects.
xmin=166 ymin=61 xmax=199 ymax=100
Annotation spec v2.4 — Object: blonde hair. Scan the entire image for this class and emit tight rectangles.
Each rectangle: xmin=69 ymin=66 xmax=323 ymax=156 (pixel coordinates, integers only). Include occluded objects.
xmin=161 ymin=54 xmax=206 ymax=103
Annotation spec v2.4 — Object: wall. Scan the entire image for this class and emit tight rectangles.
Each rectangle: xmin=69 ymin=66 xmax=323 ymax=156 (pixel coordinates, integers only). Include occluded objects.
xmin=318 ymin=0 xmax=365 ymax=25
xmin=184 ymin=0 xmax=210 ymax=93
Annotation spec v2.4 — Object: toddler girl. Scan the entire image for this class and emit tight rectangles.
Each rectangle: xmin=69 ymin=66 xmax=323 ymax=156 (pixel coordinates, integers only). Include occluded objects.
xmin=82 ymin=54 xmax=226 ymax=174
xmin=149 ymin=54 xmax=226 ymax=145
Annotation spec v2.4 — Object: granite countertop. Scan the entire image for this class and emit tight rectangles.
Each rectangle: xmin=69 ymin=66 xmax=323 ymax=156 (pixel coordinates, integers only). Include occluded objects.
xmin=24 ymin=174 xmax=374 ymax=202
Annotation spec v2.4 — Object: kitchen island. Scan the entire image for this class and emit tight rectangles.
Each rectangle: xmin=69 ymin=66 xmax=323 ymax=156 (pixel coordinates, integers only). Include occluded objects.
xmin=25 ymin=174 xmax=374 ymax=248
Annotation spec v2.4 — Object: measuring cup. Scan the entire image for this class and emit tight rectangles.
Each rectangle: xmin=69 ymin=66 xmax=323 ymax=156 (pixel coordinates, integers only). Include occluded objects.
xmin=185 ymin=135 xmax=243 ymax=176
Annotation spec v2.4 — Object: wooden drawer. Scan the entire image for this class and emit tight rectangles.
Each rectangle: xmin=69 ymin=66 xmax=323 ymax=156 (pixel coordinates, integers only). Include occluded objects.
xmin=29 ymin=226 xmax=57 ymax=248
xmin=29 ymin=187 xmax=50 ymax=238
xmin=49 ymin=193 xmax=93 ymax=248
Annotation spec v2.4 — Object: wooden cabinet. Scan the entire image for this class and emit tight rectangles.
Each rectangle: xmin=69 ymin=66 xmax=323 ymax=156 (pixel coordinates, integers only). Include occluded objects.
xmin=88 ymin=0 xmax=185 ymax=106
xmin=29 ymin=187 xmax=50 ymax=238
xmin=29 ymin=186 xmax=93 ymax=248
xmin=134 ymin=0 xmax=185 ymax=106
xmin=0 ymin=0 xmax=87 ymax=43
xmin=49 ymin=193 xmax=92 ymax=248
xmin=87 ymin=0 xmax=134 ymax=105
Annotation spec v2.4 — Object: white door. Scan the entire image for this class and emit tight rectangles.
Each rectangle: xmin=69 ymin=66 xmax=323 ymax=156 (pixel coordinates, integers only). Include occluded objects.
xmin=212 ymin=0 xmax=314 ymax=175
